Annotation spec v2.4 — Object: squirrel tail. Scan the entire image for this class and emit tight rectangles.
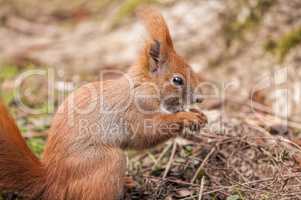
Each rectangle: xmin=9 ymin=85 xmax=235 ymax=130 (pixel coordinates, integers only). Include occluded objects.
xmin=0 ymin=101 xmax=44 ymax=199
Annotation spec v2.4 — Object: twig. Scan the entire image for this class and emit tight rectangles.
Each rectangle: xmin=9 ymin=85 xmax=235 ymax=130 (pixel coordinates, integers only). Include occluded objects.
xmin=191 ymin=147 xmax=216 ymax=184
xmin=230 ymin=98 xmax=301 ymax=130
xmin=245 ymin=119 xmax=301 ymax=153
xmin=144 ymin=175 xmax=200 ymax=187
xmin=163 ymin=140 xmax=177 ymax=179
xmin=152 ymin=142 xmax=173 ymax=170
xmin=198 ymin=176 xmax=205 ymax=200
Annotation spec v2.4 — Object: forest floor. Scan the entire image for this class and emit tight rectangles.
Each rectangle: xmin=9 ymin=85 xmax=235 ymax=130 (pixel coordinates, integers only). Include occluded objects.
xmin=1 ymin=0 xmax=301 ymax=199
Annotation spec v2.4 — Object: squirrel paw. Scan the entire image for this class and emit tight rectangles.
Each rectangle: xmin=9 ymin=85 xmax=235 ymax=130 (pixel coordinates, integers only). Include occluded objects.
xmin=176 ymin=109 xmax=208 ymax=133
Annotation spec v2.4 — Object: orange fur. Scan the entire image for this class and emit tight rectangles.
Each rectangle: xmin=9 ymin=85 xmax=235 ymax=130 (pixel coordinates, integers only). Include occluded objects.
xmin=136 ymin=6 xmax=174 ymax=49
xmin=0 ymin=102 xmax=44 ymax=199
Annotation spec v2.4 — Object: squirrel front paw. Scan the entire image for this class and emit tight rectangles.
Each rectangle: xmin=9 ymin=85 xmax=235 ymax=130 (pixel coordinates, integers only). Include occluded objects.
xmin=175 ymin=110 xmax=208 ymax=133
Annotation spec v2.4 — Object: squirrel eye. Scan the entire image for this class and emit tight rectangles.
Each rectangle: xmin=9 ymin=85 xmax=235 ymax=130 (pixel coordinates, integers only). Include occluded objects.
xmin=172 ymin=75 xmax=184 ymax=86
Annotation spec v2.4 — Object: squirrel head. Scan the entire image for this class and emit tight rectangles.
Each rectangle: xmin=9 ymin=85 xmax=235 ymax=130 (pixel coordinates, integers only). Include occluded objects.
xmin=135 ymin=6 xmax=204 ymax=113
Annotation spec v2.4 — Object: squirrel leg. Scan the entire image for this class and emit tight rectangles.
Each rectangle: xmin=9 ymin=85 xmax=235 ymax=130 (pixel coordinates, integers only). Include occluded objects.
xmin=127 ymin=113 xmax=182 ymax=149
xmin=127 ymin=111 xmax=207 ymax=149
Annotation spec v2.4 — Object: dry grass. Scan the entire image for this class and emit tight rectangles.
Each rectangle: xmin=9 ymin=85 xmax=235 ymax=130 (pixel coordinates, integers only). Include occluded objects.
xmin=125 ymin=111 xmax=301 ymax=199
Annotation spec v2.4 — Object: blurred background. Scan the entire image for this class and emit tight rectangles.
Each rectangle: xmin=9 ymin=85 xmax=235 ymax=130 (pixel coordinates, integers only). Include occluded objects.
xmin=1 ymin=0 xmax=301 ymax=199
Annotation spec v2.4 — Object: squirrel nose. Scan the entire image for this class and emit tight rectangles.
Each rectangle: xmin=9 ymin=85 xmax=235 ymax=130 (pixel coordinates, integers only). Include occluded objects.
xmin=193 ymin=96 xmax=204 ymax=104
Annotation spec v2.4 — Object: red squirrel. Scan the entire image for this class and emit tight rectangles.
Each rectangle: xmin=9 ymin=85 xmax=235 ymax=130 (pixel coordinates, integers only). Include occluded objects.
xmin=0 ymin=7 xmax=207 ymax=200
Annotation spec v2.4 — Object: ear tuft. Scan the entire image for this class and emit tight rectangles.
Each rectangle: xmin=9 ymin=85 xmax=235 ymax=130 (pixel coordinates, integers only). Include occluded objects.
xmin=136 ymin=6 xmax=174 ymax=49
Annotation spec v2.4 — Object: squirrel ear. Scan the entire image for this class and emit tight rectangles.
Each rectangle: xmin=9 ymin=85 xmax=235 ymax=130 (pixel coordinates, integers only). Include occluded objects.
xmin=148 ymin=40 xmax=168 ymax=73
xmin=149 ymin=40 xmax=160 ymax=72
xmin=136 ymin=6 xmax=174 ymax=50
xmin=137 ymin=6 xmax=173 ymax=73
